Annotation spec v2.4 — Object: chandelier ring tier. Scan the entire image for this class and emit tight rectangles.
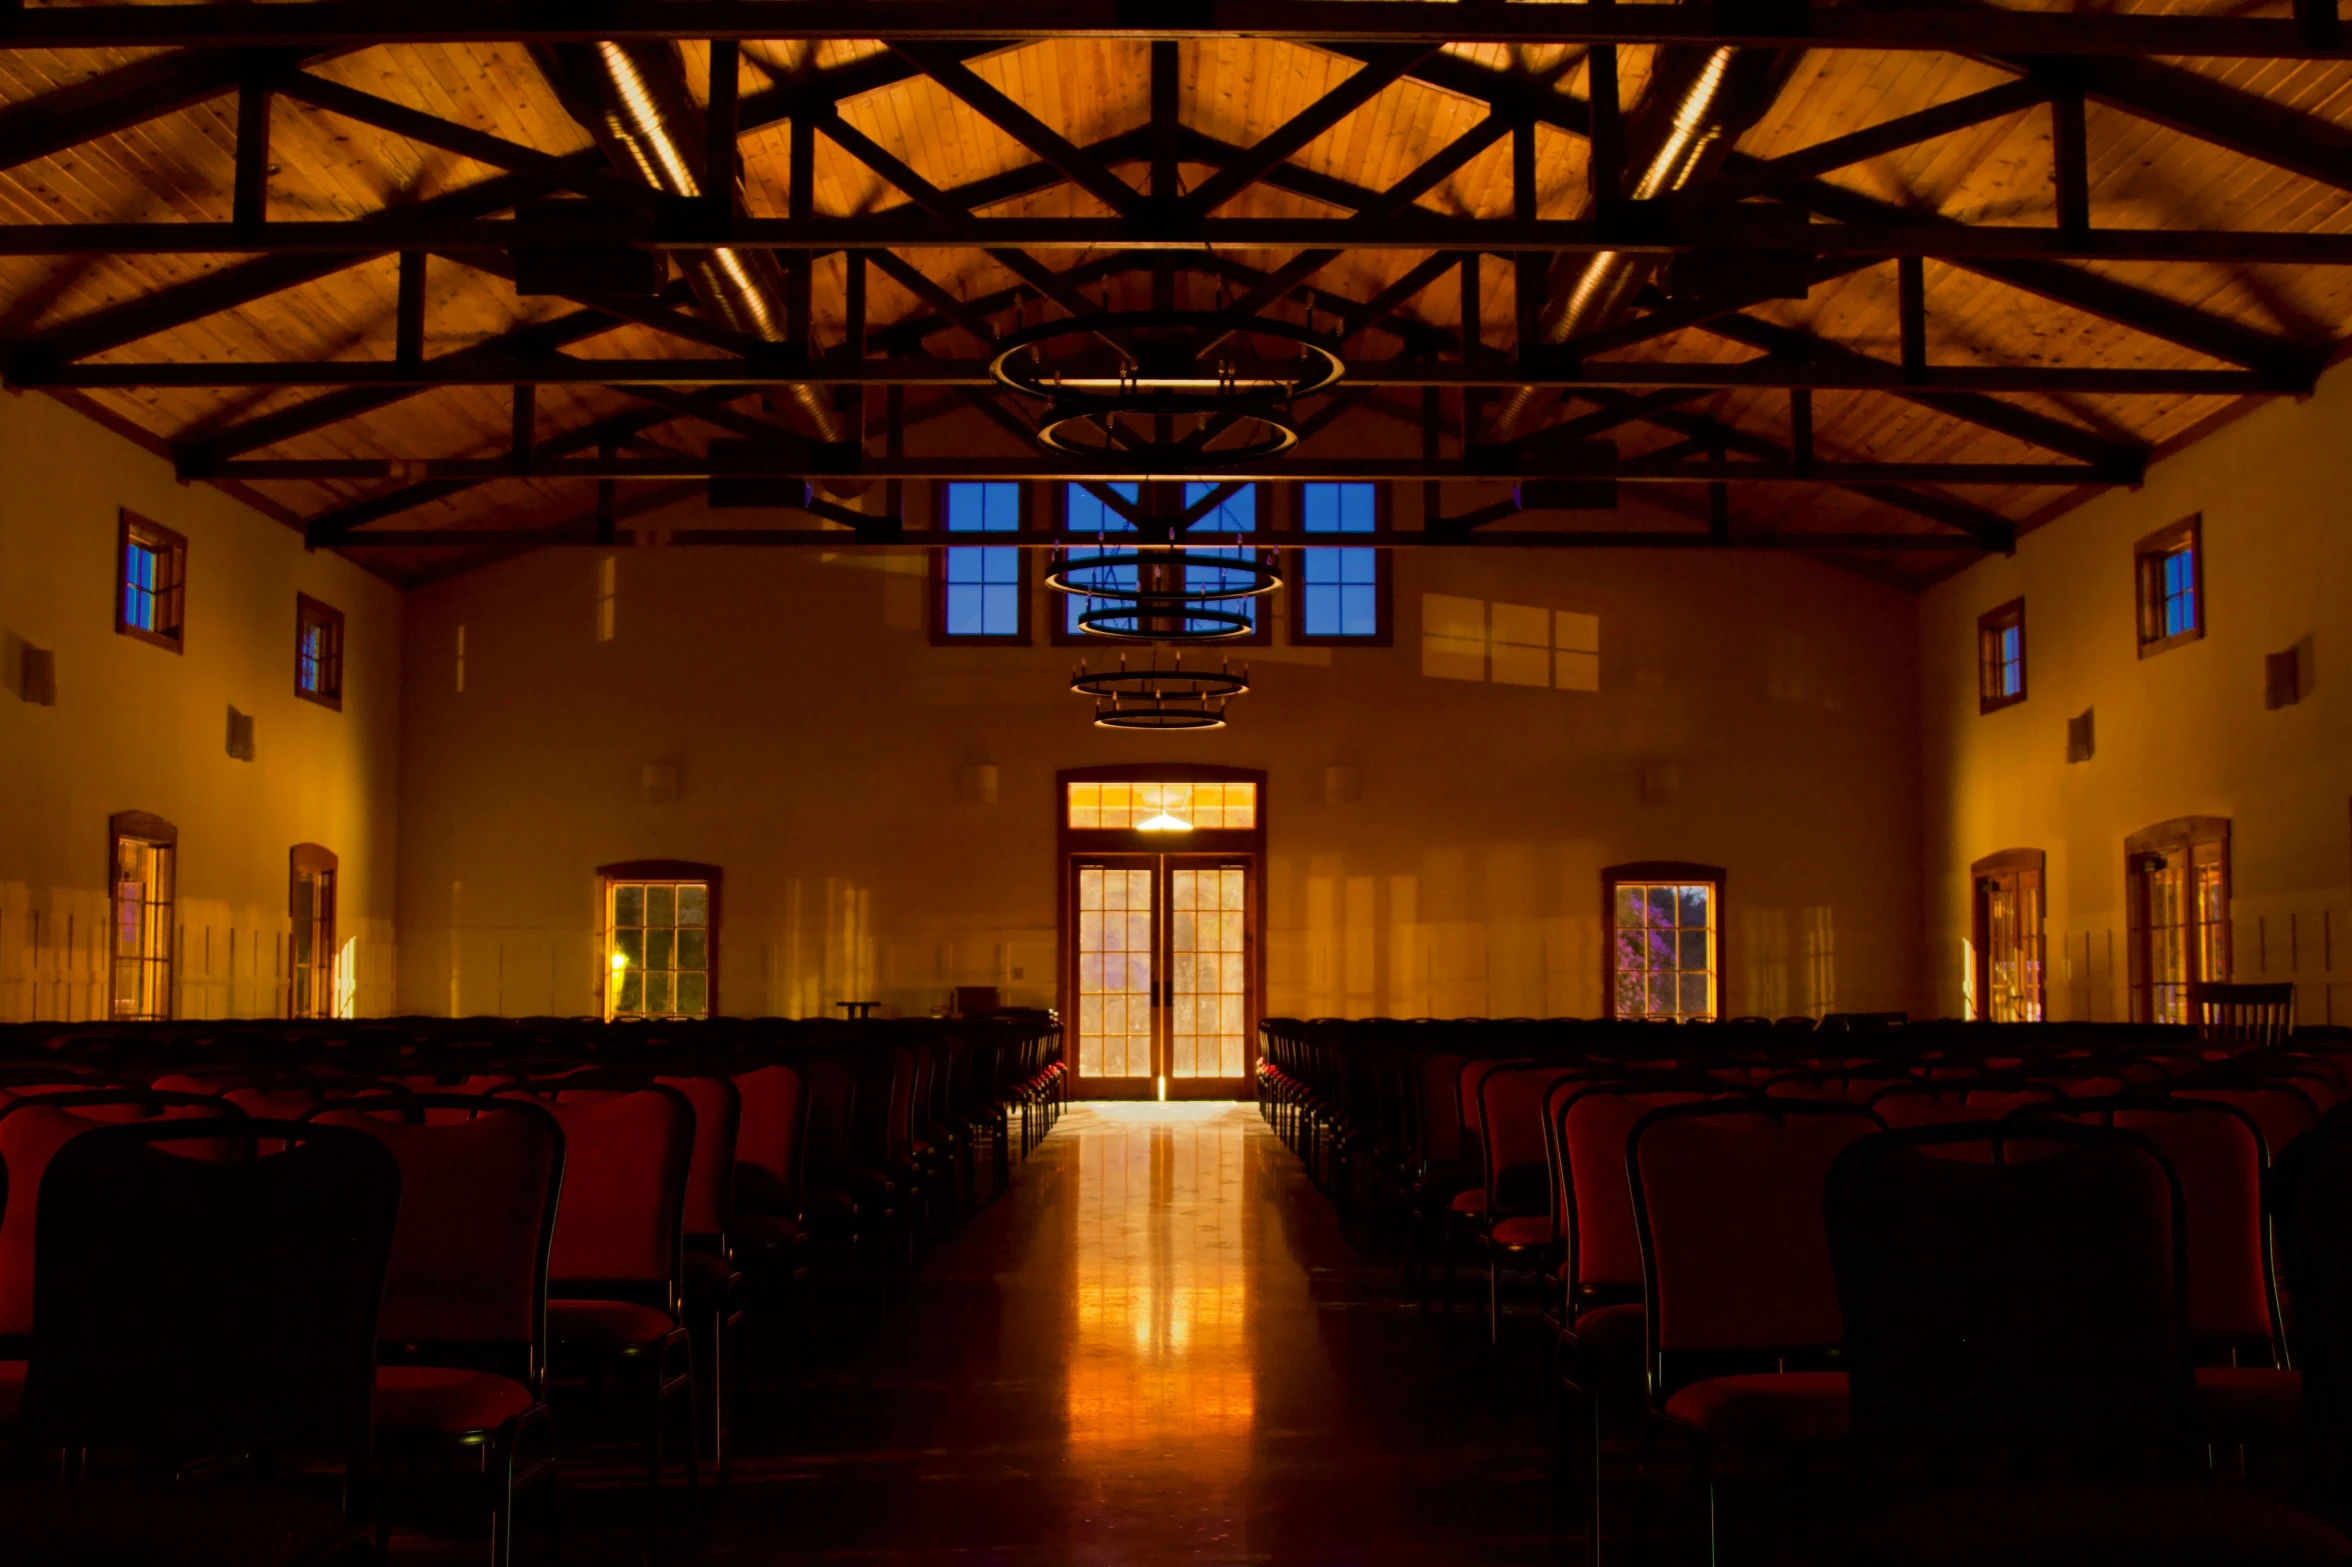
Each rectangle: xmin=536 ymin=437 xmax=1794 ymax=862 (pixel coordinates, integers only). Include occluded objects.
xmin=989 ymin=309 xmax=1346 ymax=463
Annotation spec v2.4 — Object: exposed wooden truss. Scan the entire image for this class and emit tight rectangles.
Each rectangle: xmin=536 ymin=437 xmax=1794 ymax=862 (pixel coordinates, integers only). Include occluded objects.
xmin=1 ymin=8 xmax=2348 ymax=583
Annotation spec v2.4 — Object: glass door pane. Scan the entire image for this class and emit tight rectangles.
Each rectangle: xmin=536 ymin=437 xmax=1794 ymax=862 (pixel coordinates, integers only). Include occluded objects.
xmin=1169 ymin=862 xmax=1249 ymax=1079
xmin=1078 ymin=860 xmax=1156 ymax=1079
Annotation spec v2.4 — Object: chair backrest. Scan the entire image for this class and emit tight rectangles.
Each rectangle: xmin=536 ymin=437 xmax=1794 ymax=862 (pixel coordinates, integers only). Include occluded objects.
xmin=310 ymin=1096 xmax=563 ymax=1372
xmin=2188 ymin=981 xmax=2296 ymax=1051
xmin=1414 ymin=1052 xmax=1466 ymax=1165
xmin=732 ymin=1063 xmax=808 ymax=1208
xmin=495 ymin=1082 xmax=692 ymax=1307
xmin=22 ymin=1120 xmax=400 ymax=1460
xmin=1629 ymin=1102 xmax=1880 ymax=1363
xmin=1869 ymin=1083 xmax=2062 ymax=1130
xmin=1481 ymin=1063 xmax=1583 ymax=1219
xmin=0 ymin=1092 xmax=244 ymax=1341
xmin=656 ymin=1073 xmax=741 ymax=1240
xmin=1455 ymin=1057 xmax=1518 ymax=1190
xmin=2267 ymin=1108 xmax=2352 ymax=1426
xmin=1557 ymin=1083 xmax=1714 ymax=1297
xmin=1826 ymin=1122 xmax=2195 ymax=1451
xmin=2040 ymin=1096 xmax=2276 ymax=1350
xmin=2180 ymin=1082 xmax=2320 ymax=1159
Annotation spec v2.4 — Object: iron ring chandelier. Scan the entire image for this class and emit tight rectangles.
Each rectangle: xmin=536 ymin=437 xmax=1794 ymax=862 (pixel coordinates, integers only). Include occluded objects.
xmin=989 ymin=309 xmax=1346 ymax=462
xmin=1071 ymin=654 xmax=1250 ymax=730
xmin=1044 ymin=549 xmax=1283 ymax=603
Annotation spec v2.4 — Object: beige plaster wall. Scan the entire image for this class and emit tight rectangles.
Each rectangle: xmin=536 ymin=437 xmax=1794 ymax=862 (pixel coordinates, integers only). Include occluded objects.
xmin=1921 ymin=368 xmax=2352 ymax=1024
xmin=395 ymin=428 xmax=1926 ymax=1024
xmin=0 ymin=392 xmax=403 ymax=1021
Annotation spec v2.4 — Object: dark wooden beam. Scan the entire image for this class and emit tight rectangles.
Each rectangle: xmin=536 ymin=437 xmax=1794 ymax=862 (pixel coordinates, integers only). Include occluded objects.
xmin=510 ymin=384 xmax=533 ymax=474
xmin=1178 ymin=44 xmax=1432 ymax=216
xmin=339 ymin=525 xmax=2005 ymax=552
xmin=705 ymin=38 xmax=740 ymax=217
xmin=395 ymin=250 xmax=427 ymax=364
xmin=235 ymin=450 xmax=2120 ymax=485
xmin=1698 ymin=77 xmax=2049 ymax=207
xmin=1898 ymin=255 xmax=1927 ymax=380
xmin=0 ymin=45 xmax=340 ymax=173
xmin=1587 ymin=45 xmax=1623 ymax=204
xmin=2012 ymin=53 xmax=2352 ymax=198
xmin=10 ymin=3 xmax=2352 ymax=60
xmin=13 ymin=210 xmax=2352 ymax=266
xmin=1789 ymin=387 xmax=1814 ymax=478
xmin=2050 ymin=77 xmax=2090 ymax=239
xmin=74 ymin=352 xmax=2277 ymax=396
xmin=273 ymin=70 xmax=651 ymax=208
xmin=1151 ymin=40 xmax=1180 ymax=205
xmin=891 ymin=43 xmax=1144 ymax=218
xmin=1698 ymin=308 xmax=2145 ymax=473
xmin=4 ymin=170 xmax=547 ymax=372
xmin=233 ymin=77 xmax=272 ymax=231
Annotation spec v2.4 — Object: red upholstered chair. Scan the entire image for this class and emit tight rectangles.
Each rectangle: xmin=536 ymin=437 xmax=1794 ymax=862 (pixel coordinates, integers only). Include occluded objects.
xmin=656 ymin=1071 xmax=744 ymax=1473
xmin=0 ymin=1119 xmax=400 ymax=1567
xmin=1440 ymin=1057 xmax=1518 ymax=1304
xmin=1549 ymin=1079 xmax=1720 ymax=1556
xmin=2037 ymin=1095 xmax=2298 ymax=1447
xmin=1825 ymin=1121 xmax=2348 ymax=1566
xmin=309 ymin=1095 xmax=563 ymax=1567
xmin=492 ymin=1078 xmax=698 ymax=1556
xmin=2182 ymin=1081 xmax=2322 ymax=1159
xmin=1867 ymin=1083 xmax=2063 ymax=1131
xmin=1627 ymin=1100 xmax=1881 ymax=1560
xmin=0 ymin=1088 xmax=245 ymax=1415
xmin=1476 ymin=1062 xmax=1584 ymax=1342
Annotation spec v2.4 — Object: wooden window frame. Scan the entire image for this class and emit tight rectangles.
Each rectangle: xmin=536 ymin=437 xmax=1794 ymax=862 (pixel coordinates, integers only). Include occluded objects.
xmin=1601 ymin=860 xmax=1727 ymax=1022
xmin=1288 ymin=480 xmax=1394 ymax=648
xmin=115 ymin=510 xmax=186 ymax=653
xmin=1976 ymin=597 xmax=2026 ymax=713
xmin=108 ymin=810 xmax=177 ymax=1022
xmin=294 ymin=593 xmax=345 ymax=710
xmin=929 ymin=480 xmax=1034 ymax=646
xmin=1969 ymin=847 xmax=2046 ymax=1022
xmin=289 ymin=843 xmax=340 ymax=1020
xmin=597 ymin=859 xmax=722 ymax=1020
xmin=2134 ymin=515 xmax=2205 ymax=657
xmin=2124 ymin=816 xmax=2230 ymax=1024
xmin=1048 ymin=481 xmax=1274 ymax=649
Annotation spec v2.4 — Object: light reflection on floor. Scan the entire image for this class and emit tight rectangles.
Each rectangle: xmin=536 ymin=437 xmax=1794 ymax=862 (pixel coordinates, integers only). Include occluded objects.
xmin=1064 ymin=1103 xmax=1257 ymax=1481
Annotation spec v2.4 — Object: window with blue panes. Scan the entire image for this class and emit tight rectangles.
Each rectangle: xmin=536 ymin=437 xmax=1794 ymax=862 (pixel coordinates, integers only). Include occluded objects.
xmin=1061 ymin=482 xmax=1139 ymax=636
xmin=1298 ymin=481 xmax=1383 ymax=640
xmin=938 ymin=481 xmax=1027 ymax=640
xmin=2134 ymin=516 xmax=2204 ymax=655
xmin=1182 ymin=481 xmax=1260 ymax=636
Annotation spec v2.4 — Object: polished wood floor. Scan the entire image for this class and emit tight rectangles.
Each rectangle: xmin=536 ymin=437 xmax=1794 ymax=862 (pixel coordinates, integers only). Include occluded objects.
xmin=456 ymin=1102 xmax=1570 ymax=1565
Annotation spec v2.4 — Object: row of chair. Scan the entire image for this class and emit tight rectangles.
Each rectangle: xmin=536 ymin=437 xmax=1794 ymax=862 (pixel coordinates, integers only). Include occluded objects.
xmin=0 ymin=1012 xmax=1066 ymax=1567
xmin=1256 ymin=1015 xmax=2352 ymax=1564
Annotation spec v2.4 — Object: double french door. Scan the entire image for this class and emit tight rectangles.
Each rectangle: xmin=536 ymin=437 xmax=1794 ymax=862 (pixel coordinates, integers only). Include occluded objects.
xmin=1071 ymin=853 xmax=1257 ymax=1098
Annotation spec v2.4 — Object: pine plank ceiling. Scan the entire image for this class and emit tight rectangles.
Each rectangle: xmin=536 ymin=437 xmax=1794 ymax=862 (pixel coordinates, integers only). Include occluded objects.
xmin=0 ymin=6 xmax=2349 ymax=586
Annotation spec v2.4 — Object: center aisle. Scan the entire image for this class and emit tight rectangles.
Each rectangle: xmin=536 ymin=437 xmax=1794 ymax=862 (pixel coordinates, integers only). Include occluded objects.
xmin=723 ymin=1102 xmax=1569 ymax=1565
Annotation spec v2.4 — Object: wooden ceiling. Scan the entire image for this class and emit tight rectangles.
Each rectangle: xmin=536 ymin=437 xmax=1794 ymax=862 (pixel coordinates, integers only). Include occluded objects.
xmin=1 ymin=3 xmax=2350 ymax=586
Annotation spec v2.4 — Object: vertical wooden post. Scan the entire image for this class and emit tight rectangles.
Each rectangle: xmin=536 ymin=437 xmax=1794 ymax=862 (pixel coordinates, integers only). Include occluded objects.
xmin=395 ymin=251 xmax=427 ymax=365
xmin=1898 ymin=256 xmax=1926 ymax=381
xmin=705 ymin=39 xmax=740 ymax=214
xmin=234 ymin=78 xmax=273 ymax=231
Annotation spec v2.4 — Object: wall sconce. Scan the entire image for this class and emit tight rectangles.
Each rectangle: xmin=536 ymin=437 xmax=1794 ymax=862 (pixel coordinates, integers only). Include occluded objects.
xmin=1324 ymin=764 xmax=1362 ymax=805
xmin=957 ymin=763 xmax=999 ymax=805
xmin=641 ymin=763 xmax=680 ymax=805
xmin=1641 ymin=762 xmax=1680 ymax=804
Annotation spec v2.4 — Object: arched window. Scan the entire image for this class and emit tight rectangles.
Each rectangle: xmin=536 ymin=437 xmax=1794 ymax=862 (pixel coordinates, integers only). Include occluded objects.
xmin=2126 ymin=818 xmax=2229 ymax=1024
xmin=109 ymin=811 xmax=176 ymax=1021
xmin=289 ymin=844 xmax=339 ymax=1019
xmin=1970 ymin=849 xmax=2045 ymax=1022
